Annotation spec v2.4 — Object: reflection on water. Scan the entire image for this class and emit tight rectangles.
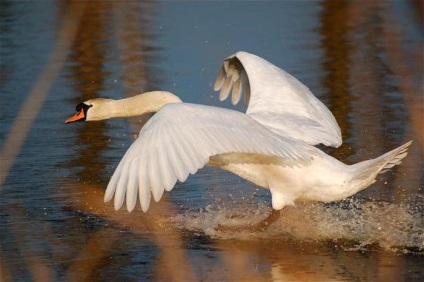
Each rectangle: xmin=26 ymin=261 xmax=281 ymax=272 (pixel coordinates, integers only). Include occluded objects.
xmin=1 ymin=1 xmax=423 ymax=281
xmin=320 ymin=0 xmax=352 ymax=151
xmin=67 ymin=2 xmax=111 ymax=185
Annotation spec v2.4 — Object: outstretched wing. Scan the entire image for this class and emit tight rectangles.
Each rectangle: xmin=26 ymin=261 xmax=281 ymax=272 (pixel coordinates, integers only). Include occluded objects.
xmin=104 ymin=103 xmax=316 ymax=212
xmin=214 ymin=51 xmax=342 ymax=147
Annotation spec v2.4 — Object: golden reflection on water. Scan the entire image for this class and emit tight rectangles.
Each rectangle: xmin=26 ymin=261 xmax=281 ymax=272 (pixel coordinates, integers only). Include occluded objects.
xmin=66 ymin=2 xmax=112 ymax=185
xmin=0 ymin=1 xmax=423 ymax=281
xmin=320 ymin=0 xmax=353 ymax=156
xmin=320 ymin=0 xmax=423 ymax=203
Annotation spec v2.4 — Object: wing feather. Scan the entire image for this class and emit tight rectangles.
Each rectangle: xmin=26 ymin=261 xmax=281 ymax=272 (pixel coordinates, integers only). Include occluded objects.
xmin=180 ymin=127 xmax=208 ymax=168
xmin=167 ymin=138 xmax=188 ymax=182
xmin=114 ymin=161 xmax=130 ymax=210
xmin=214 ymin=51 xmax=342 ymax=147
xmin=125 ymin=159 xmax=139 ymax=212
xmin=105 ymin=103 xmax=316 ymax=212
xmin=214 ymin=66 xmax=226 ymax=90
xmin=169 ymin=135 xmax=192 ymax=181
xmin=104 ymin=158 xmax=123 ymax=203
xmin=219 ymin=75 xmax=233 ymax=101
xmin=231 ymin=78 xmax=242 ymax=105
xmin=148 ymin=137 xmax=164 ymax=203
xmin=157 ymin=127 xmax=177 ymax=192
xmin=138 ymin=160 xmax=150 ymax=212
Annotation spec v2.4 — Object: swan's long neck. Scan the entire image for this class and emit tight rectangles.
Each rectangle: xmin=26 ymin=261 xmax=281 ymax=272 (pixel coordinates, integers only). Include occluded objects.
xmin=89 ymin=91 xmax=182 ymax=120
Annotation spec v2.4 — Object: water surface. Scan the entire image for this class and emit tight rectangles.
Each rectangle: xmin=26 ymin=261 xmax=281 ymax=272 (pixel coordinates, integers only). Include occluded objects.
xmin=1 ymin=1 xmax=423 ymax=281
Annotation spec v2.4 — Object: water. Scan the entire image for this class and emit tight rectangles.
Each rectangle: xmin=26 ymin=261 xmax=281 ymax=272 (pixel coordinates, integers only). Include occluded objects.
xmin=1 ymin=1 xmax=423 ymax=281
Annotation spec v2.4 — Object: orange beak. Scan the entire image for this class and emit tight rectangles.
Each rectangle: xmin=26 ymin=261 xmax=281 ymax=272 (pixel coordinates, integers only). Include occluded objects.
xmin=65 ymin=110 xmax=85 ymax=123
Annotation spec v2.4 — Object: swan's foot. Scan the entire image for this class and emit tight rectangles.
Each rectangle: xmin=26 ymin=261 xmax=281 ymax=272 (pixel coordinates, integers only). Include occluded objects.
xmin=216 ymin=209 xmax=281 ymax=232
xmin=250 ymin=209 xmax=281 ymax=231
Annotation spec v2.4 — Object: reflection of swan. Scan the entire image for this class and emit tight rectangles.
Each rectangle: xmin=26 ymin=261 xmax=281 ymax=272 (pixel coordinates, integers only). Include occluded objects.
xmin=66 ymin=52 xmax=411 ymax=228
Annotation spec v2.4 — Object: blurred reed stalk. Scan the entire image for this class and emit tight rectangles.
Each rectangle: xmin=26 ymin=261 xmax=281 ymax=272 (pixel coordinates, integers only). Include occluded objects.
xmin=0 ymin=3 xmax=86 ymax=188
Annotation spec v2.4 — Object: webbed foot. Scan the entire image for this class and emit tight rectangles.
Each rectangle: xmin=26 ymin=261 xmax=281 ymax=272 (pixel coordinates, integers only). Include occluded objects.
xmin=216 ymin=209 xmax=281 ymax=232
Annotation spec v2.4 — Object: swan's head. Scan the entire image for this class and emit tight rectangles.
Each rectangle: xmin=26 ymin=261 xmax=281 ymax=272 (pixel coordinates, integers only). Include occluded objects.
xmin=65 ymin=98 xmax=113 ymax=123
xmin=65 ymin=91 xmax=182 ymax=123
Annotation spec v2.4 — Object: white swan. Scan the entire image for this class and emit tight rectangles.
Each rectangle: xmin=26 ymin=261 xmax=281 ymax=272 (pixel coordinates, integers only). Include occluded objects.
xmin=66 ymin=51 xmax=411 ymax=228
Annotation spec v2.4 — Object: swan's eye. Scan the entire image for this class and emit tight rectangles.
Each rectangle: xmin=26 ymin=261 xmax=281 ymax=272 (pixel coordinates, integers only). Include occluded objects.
xmin=75 ymin=103 xmax=92 ymax=112
xmin=75 ymin=103 xmax=84 ymax=111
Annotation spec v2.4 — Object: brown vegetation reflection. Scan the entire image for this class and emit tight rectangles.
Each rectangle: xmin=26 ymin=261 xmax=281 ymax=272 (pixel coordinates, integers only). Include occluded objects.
xmin=319 ymin=0 xmax=353 ymax=160
xmin=318 ymin=2 xmax=423 ymax=280
xmin=66 ymin=1 xmax=111 ymax=184
xmin=321 ymin=0 xmax=423 ymax=198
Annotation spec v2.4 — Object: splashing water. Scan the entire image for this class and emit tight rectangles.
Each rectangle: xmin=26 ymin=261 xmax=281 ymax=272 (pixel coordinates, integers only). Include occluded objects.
xmin=170 ymin=198 xmax=423 ymax=254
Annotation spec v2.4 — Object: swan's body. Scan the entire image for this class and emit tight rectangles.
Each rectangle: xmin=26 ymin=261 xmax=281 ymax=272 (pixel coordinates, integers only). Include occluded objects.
xmin=66 ymin=51 xmax=411 ymax=217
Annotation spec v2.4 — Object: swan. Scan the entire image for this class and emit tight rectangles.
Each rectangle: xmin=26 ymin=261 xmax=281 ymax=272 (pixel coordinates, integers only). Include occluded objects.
xmin=66 ymin=51 xmax=411 ymax=229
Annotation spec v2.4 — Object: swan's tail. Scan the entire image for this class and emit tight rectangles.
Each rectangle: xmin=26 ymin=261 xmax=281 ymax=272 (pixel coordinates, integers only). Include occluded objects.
xmin=350 ymin=141 xmax=412 ymax=189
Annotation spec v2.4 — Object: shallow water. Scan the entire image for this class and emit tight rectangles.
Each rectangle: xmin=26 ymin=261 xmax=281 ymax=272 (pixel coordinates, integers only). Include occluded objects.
xmin=1 ymin=1 xmax=423 ymax=281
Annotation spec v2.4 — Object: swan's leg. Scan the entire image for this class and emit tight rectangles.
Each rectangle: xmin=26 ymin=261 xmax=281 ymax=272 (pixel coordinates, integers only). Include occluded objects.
xmin=216 ymin=208 xmax=282 ymax=232
xmin=250 ymin=209 xmax=281 ymax=231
